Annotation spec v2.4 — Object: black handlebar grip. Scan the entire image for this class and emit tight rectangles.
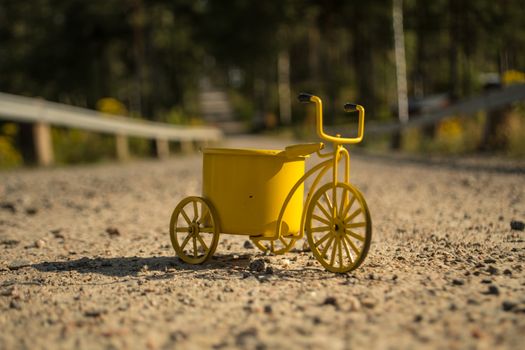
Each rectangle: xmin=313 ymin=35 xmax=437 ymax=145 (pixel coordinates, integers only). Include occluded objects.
xmin=344 ymin=103 xmax=358 ymax=112
xmin=298 ymin=93 xmax=314 ymax=103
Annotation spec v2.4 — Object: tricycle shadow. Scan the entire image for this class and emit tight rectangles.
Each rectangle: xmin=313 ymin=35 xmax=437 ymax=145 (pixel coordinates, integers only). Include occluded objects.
xmin=31 ymin=253 xmax=343 ymax=281
xmin=31 ymin=254 xmax=252 ymax=278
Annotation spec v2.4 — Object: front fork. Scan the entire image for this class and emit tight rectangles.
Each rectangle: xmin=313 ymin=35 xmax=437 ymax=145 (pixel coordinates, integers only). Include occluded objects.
xmin=331 ymin=143 xmax=350 ymax=218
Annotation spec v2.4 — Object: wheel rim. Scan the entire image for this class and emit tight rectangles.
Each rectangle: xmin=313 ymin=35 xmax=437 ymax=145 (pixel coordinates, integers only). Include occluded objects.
xmin=306 ymin=183 xmax=371 ymax=273
xmin=251 ymin=235 xmax=298 ymax=255
xmin=169 ymin=197 xmax=220 ymax=264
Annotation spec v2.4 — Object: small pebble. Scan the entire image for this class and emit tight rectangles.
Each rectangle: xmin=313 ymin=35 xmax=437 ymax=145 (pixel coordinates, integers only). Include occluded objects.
xmin=487 ymin=266 xmax=499 ymax=275
xmin=8 ymin=259 xmax=31 ymax=270
xmin=25 ymin=207 xmax=38 ymax=215
xmin=483 ymin=285 xmax=500 ymax=296
xmin=502 ymin=301 xmax=516 ymax=311
xmin=322 ymin=296 xmax=338 ymax=308
xmin=452 ymin=279 xmax=464 ymax=286
xmin=106 ymin=227 xmax=121 ymax=236
xmin=249 ymin=259 xmax=266 ymax=273
xmin=9 ymin=300 xmax=21 ymax=310
xmin=281 ymin=259 xmax=291 ymax=268
xmin=0 ymin=202 xmax=16 ymax=213
xmin=263 ymin=305 xmax=272 ymax=314
xmin=34 ymin=239 xmax=46 ymax=248
xmin=1 ymin=239 xmax=20 ymax=247
xmin=361 ymin=298 xmax=376 ymax=309
xmin=348 ymin=296 xmax=361 ymax=311
xmin=1 ymin=286 xmax=18 ymax=297
xmin=510 ymin=220 xmax=524 ymax=231
xmin=84 ymin=309 xmax=106 ymax=317
xmin=51 ymin=229 xmax=65 ymax=239
xmin=414 ymin=314 xmax=423 ymax=322
xmin=243 ymin=240 xmax=254 ymax=249
xmin=484 ymin=258 xmax=496 ymax=264
xmin=265 ymin=266 xmax=274 ymax=275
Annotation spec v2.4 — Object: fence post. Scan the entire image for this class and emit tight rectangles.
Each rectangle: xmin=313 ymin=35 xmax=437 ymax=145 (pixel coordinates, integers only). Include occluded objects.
xmin=115 ymin=134 xmax=129 ymax=160
xmin=33 ymin=122 xmax=54 ymax=166
xmin=155 ymin=138 xmax=170 ymax=159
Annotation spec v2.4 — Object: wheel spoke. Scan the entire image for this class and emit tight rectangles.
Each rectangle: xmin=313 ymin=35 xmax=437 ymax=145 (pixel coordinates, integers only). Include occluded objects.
xmin=341 ymin=236 xmax=353 ymax=263
xmin=329 ymin=237 xmax=338 ymax=266
xmin=311 ymin=226 xmax=330 ymax=233
xmin=192 ymin=201 xmax=199 ymax=221
xmin=341 ymin=194 xmax=356 ymax=220
xmin=199 ymin=226 xmax=215 ymax=233
xmin=180 ymin=234 xmax=192 ymax=250
xmin=181 ymin=209 xmax=192 ymax=225
xmin=346 ymin=222 xmax=366 ymax=229
xmin=332 ymin=187 xmax=338 ymax=216
xmin=338 ymin=236 xmax=344 ymax=267
xmin=200 ymin=207 xmax=210 ymax=224
xmin=312 ymin=214 xmax=331 ymax=226
xmin=347 ymin=230 xmax=365 ymax=241
xmin=196 ymin=234 xmax=209 ymax=252
xmin=344 ymin=208 xmax=362 ymax=223
xmin=344 ymin=234 xmax=361 ymax=255
xmin=193 ymin=236 xmax=198 ymax=257
xmin=315 ymin=201 xmax=332 ymax=221
xmin=175 ymin=227 xmax=190 ymax=232
xmin=279 ymin=236 xmax=288 ymax=246
xmin=338 ymin=188 xmax=348 ymax=217
xmin=322 ymin=192 xmax=333 ymax=211
xmin=321 ymin=236 xmax=335 ymax=257
xmin=314 ymin=231 xmax=332 ymax=248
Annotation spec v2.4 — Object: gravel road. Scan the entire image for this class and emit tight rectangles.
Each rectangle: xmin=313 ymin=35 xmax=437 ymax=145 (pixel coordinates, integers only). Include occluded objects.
xmin=1 ymin=136 xmax=524 ymax=349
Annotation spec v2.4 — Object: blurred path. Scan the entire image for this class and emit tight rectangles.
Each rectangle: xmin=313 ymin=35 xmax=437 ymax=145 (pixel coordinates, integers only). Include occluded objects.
xmin=0 ymin=136 xmax=524 ymax=349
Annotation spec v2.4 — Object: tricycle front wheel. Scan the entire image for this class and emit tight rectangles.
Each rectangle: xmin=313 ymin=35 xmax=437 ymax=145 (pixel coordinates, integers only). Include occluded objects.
xmin=169 ymin=196 xmax=220 ymax=264
xmin=305 ymin=183 xmax=371 ymax=273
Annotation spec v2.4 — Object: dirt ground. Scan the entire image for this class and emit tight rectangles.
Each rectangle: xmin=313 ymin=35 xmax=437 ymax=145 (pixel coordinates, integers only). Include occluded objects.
xmin=1 ymin=136 xmax=524 ymax=350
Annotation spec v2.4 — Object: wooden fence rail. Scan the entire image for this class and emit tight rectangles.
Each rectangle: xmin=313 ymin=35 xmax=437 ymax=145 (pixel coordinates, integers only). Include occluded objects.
xmin=365 ymin=84 xmax=525 ymax=135
xmin=0 ymin=92 xmax=223 ymax=165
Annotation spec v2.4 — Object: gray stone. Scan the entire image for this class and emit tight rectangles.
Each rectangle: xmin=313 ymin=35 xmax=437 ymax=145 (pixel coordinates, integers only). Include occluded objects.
xmin=8 ymin=259 xmax=31 ymax=270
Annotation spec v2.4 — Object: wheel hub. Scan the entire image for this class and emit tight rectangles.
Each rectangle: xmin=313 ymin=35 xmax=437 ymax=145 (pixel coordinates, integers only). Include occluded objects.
xmin=332 ymin=218 xmax=345 ymax=237
xmin=189 ymin=222 xmax=200 ymax=236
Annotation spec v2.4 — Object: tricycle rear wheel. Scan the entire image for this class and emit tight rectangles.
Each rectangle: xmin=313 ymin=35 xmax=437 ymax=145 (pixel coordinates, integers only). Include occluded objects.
xmin=169 ymin=196 xmax=220 ymax=264
xmin=251 ymin=235 xmax=298 ymax=255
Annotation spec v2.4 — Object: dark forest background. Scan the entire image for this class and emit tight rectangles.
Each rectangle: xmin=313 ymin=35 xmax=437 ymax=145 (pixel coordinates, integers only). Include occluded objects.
xmin=1 ymin=0 xmax=524 ymax=166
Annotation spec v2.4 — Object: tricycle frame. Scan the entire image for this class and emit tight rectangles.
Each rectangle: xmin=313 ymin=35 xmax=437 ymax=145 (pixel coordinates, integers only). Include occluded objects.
xmin=169 ymin=93 xmax=372 ymax=273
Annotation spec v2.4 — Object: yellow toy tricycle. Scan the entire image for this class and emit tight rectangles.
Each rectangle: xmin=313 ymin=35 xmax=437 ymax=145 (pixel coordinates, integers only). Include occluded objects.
xmin=169 ymin=93 xmax=371 ymax=273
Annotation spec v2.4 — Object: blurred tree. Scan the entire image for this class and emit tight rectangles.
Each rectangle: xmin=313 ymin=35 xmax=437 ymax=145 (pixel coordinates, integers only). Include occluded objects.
xmin=0 ymin=0 xmax=524 ymax=161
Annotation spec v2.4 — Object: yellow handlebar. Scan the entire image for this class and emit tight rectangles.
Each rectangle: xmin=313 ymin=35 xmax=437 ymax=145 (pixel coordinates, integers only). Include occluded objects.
xmin=298 ymin=93 xmax=365 ymax=145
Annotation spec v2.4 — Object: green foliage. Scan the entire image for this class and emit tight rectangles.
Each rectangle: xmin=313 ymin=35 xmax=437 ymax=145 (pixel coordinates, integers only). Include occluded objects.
xmin=505 ymin=105 xmax=525 ymax=157
xmin=0 ymin=123 xmax=22 ymax=168
xmin=1 ymin=0 xmax=525 ymax=164
xmin=229 ymin=91 xmax=255 ymax=122
xmin=52 ymin=128 xmax=115 ymax=164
